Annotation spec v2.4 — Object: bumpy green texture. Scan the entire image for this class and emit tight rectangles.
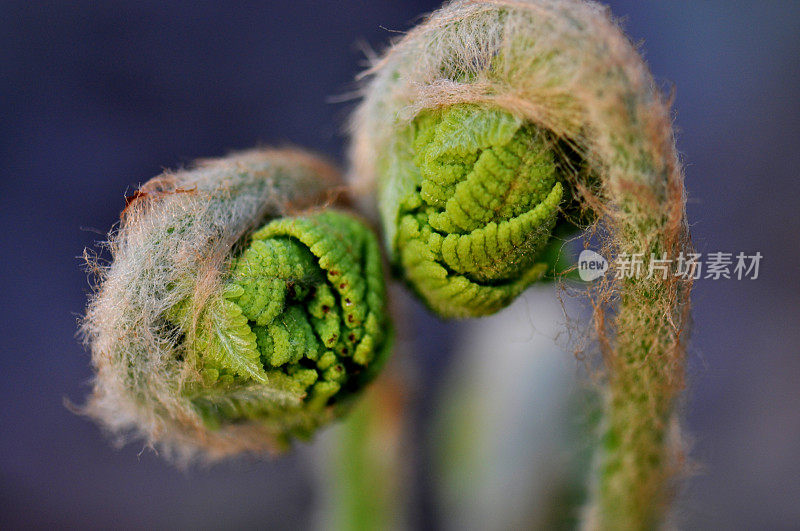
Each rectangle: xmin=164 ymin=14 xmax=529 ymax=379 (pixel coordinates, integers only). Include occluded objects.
xmin=181 ymin=211 xmax=390 ymax=442
xmin=390 ymin=104 xmax=564 ymax=317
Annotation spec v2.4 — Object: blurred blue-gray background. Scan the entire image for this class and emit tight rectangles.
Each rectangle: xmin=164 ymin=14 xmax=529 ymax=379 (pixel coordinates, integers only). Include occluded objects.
xmin=1 ymin=1 xmax=798 ymax=528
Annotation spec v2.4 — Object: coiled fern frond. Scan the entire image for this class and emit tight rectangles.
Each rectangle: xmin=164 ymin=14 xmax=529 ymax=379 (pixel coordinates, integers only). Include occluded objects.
xmin=350 ymin=1 xmax=692 ymax=528
xmin=81 ymin=149 xmax=391 ymax=461
xmin=395 ymin=104 xmax=565 ymax=317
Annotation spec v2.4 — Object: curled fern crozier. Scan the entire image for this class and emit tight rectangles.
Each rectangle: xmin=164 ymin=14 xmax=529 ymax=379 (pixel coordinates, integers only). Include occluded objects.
xmin=394 ymin=104 xmax=566 ymax=317
xmin=82 ymin=149 xmax=391 ymax=461
xmin=349 ymin=1 xmax=692 ymax=528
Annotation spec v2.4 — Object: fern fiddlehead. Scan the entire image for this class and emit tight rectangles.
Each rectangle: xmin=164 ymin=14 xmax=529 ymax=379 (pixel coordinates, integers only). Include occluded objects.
xmin=394 ymin=104 xmax=565 ymax=317
xmin=81 ymin=149 xmax=391 ymax=461
xmin=350 ymin=1 xmax=692 ymax=528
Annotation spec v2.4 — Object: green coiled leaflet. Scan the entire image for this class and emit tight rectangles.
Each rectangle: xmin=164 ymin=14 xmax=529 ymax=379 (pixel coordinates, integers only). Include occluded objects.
xmin=388 ymin=104 xmax=565 ymax=317
xmin=179 ymin=210 xmax=390 ymax=441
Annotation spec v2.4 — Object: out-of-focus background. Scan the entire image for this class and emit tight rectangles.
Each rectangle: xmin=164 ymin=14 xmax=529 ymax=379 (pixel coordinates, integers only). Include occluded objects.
xmin=1 ymin=1 xmax=798 ymax=529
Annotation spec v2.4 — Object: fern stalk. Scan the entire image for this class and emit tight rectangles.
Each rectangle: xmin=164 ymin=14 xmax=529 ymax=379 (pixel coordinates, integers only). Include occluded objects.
xmin=317 ymin=375 xmax=409 ymax=530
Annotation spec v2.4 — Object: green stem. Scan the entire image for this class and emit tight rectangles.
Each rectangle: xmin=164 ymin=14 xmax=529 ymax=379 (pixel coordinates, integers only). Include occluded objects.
xmin=595 ymin=274 xmax=686 ymax=530
xmin=319 ymin=376 xmax=408 ymax=530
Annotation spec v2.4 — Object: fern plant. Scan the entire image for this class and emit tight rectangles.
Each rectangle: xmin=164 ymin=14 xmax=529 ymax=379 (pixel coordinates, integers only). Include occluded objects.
xmin=349 ymin=0 xmax=692 ymax=528
xmin=81 ymin=149 xmax=391 ymax=461
xmin=79 ymin=1 xmax=692 ymax=528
